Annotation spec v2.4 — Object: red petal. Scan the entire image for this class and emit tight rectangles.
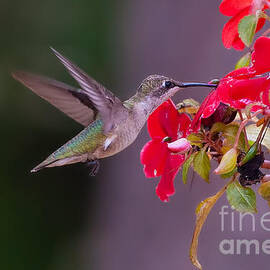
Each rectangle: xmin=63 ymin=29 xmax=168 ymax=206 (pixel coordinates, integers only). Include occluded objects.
xmin=251 ymin=36 xmax=270 ymax=75
xmin=256 ymin=17 xmax=266 ymax=33
xmin=140 ymin=140 xmax=168 ymax=178
xmin=218 ymin=76 xmax=269 ymax=109
xmin=156 ymin=153 xmax=185 ymax=202
xmin=177 ymin=113 xmax=192 ymax=138
xmin=148 ymin=99 xmax=191 ymax=140
xmin=225 ymin=66 xmax=255 ymax=79
xmin=261 ymin=78 xmax=270 ymax=106
xmin=191 ymin=90 xmax=220 ymax=131
xmin=232 ymin=37 xmax=246 ymax=50
xmin=147 ymin=99 xmax=176 ymax=139
xmin=220 ymin=0 xmax=252 ymax=16
xmin=200 ymin=91 xmax=221 ymax=118
xmin=222 ymin=7 xmax=251 ymax=50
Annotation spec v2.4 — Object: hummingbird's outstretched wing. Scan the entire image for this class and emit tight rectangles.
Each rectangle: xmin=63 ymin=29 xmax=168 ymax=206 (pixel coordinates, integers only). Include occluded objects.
xmin=50 ymin=47 xmax=124 ymax=133
xmin=12 ymin=71 xmax=98 ymax=127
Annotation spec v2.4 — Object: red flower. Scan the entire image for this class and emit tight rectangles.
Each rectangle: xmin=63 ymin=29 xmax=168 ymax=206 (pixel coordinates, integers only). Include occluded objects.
xmin=140 ymin=99 xmax=191 ymax=202
xmin=220 ymin=0 xmax=268 ymax=50
xmin=192 ymin=36 xmax=270 ymax=130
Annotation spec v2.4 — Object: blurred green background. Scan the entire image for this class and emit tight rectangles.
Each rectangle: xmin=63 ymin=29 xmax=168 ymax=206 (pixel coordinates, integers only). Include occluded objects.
xmin=1 ymin=0 xmax=119 ymax=269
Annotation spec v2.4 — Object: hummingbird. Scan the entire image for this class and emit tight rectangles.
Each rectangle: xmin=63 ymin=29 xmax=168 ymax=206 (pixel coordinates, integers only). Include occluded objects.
xmin=12 ymin=48 xmax=215 ymax=175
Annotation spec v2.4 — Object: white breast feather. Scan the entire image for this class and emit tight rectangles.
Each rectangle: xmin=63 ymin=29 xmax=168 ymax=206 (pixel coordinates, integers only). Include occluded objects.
xmin=104 ymin=134 xmax=117 ymax=151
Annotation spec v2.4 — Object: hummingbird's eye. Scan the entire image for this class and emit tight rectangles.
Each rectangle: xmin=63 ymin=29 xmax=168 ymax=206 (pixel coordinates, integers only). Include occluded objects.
xmin=163 ymin=80 xmax=175 ymax=89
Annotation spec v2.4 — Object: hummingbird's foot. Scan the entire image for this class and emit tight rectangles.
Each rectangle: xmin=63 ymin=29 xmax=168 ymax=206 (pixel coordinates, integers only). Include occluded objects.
xmin=86 ymin=159 xmax=100 ymax=176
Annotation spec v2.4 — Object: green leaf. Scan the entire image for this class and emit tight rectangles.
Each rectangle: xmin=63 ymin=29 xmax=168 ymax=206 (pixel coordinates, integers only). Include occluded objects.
xmin=210 ymin=122 xmax=226 ymax=134
xmin=235 ymin=53 xmax=251 ymax=70
xmin=238 ymin=15 xmax=257 ymax=47
xmin=220 ymin=167 xmax=237 ymax=179
xmin=177 ymin=98 xmax=200 ymax=108
xmin=258 ymin=181 xmax=270 ymax=209
xmin=193 ymin=149 xmax=210 ymax=182
xmin=226 ymin=180 xmax=257 ymax=213
xmin=223 ymin=124 xmax=246 ymax=151
xmin=258 ymin=182 xmax=270 ymax=202
xmin=241 ymin=142 xmax=258 ymax=165
xmin=182 ymin=153 xmax=196 ymax=184
xmin=177 ymin=99 xmax=200 ymax=115
xmin=187 ymin=133 xmax=204 ymax=147
xmin=215 ymin=148 xmax=237 ymax=175
xmin=190 ymin=181 xmax=230 ymax=270
xmin=246 ymin=124 xmax=270 ymax=150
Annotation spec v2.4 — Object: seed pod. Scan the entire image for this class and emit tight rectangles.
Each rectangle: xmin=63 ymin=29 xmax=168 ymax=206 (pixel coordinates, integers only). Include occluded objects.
xmin=202 ymin=103 xmax=237 ymax=129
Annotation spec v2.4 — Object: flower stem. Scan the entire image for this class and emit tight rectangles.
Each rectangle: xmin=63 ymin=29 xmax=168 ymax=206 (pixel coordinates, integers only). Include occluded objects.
xmin=233 ymin=110 xmax=264 ymax=149
xmin=233 ymin=119 xmax=249 ymax=149
xmin=255 ymin=117 xmax=270 ymax=145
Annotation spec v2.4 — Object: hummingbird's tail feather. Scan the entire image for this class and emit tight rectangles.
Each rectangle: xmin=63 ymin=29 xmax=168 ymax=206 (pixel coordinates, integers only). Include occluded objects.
xmin=31 ymin=155 xmax=88 ymax=172
xmin=31 ymin=159 xmax=56 ymax=172
xmin=31 ymin=119 xmax=105 ymax=173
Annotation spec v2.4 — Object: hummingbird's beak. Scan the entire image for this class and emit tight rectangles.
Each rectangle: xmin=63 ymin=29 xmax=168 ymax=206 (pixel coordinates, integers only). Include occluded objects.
xmin=177 ymin=82 xmax=218 ymax=88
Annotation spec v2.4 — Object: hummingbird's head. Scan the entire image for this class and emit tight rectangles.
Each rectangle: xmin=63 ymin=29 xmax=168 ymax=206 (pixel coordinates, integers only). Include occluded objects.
xmin=138 ymin=74 xmax=217 ymax=107
xmin=139 ymin=75 xmax=182 ymax=101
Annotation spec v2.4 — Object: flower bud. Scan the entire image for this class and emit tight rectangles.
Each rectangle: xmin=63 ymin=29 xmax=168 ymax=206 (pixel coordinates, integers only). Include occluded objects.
xmin=214 ymin=148 xmax=237 ymax=175
xmin=167 ymin=138 xmax=191 ymax=154
xmin=201 ymin=103 xmax=237 ymax=129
